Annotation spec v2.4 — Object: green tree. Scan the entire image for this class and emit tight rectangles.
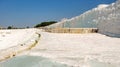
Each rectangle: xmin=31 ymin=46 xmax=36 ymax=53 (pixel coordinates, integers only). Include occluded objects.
xmin=34 ymin=21 xmax=57 ymax=28
xmin=26 ymin=26 xmax=30 ymax=28
xmin=7 ymin=26 xmax=12 ymax=29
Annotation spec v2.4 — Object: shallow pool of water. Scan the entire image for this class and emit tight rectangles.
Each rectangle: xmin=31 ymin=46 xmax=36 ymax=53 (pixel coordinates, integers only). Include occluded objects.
xmin=88 ymin=59 xmax=117 ymax=67
xmin=0 ymin=55 xmax=68 ymax=67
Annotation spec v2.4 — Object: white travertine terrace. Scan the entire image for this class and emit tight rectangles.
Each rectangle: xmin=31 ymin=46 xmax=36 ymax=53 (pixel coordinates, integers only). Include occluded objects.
xmin=47 ymin=0 xmax=120 ymax=37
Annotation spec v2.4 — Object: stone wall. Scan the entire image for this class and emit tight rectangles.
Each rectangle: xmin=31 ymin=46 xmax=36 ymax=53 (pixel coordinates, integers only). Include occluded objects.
xmin=43 ymin=28 xmax=98 ymax=34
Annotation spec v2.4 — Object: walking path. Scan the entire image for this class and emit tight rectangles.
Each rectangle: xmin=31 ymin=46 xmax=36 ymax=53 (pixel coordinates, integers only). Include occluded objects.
xmin=26 ymin=31 xmax=120 ymax=67
xmin=0 ymin=29 xmax=120 ymax=67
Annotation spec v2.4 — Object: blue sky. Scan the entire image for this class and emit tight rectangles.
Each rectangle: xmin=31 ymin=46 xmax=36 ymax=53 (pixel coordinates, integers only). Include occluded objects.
xmin=0 ymin=0 xmax=116 ymax=27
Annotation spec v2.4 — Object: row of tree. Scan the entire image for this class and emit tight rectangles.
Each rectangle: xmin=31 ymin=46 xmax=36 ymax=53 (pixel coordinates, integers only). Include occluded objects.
xmin=7 ymin=26 xmax=29 ymax=29
xmin=34 ymin=21 xmax=57 ymax=28
xmin=7 ymin=21 xmax=57 ymax=29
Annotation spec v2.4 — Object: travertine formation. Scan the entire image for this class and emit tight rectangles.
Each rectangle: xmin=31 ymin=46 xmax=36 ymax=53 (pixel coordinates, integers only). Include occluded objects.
xmin=98 ymin=0 xmax=120 ymax=37
xmin=47 ymin=0 xmax=120 ymax=37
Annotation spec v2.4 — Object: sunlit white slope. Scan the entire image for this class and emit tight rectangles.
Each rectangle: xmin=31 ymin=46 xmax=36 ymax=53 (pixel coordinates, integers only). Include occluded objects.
xmin=47 ymin=3 xmax=109 ymax=28
xmin=98 ymin=0 xmax=120 ymax=37
xmin=48 ymin=0 xmax=120 ymax=37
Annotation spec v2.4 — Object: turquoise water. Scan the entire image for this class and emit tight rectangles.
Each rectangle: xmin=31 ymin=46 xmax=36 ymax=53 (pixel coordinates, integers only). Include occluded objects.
xmin=0 ymin=55 xmax=118 ymax=67
xmin=88 ymin=60 xmax=116 ymax=67
xmin=0 ymin=55 xmax=68 ymax=67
